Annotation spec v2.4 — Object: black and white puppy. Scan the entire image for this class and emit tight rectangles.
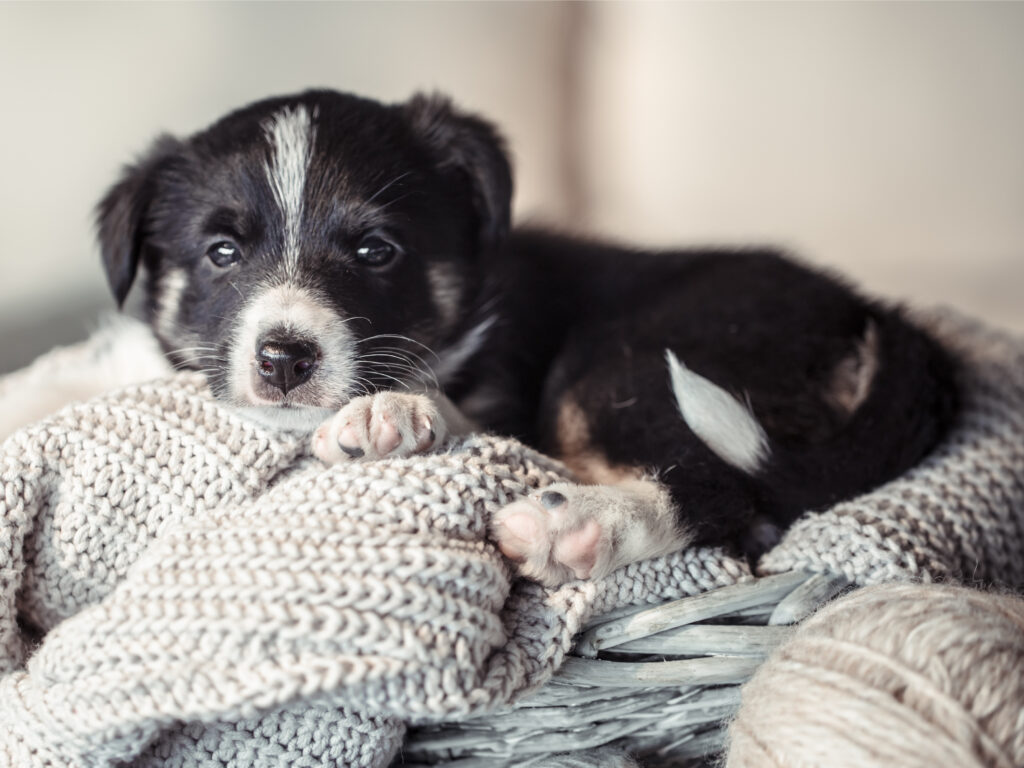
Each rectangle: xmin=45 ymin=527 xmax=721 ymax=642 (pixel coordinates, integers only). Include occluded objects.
xmin=95 ymin=89 xmax=956 ymax=587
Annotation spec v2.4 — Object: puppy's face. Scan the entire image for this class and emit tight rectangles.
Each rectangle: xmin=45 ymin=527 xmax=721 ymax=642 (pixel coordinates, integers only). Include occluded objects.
xmin=98 ymin=91 xmax=510 ymax=422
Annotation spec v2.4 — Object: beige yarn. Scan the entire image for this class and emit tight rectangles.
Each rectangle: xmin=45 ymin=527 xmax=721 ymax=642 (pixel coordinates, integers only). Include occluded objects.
xmin=726 ymin=583 xmax=1024 ymax=768
xmin=0 ymin=307 xmax=1022 ymax=766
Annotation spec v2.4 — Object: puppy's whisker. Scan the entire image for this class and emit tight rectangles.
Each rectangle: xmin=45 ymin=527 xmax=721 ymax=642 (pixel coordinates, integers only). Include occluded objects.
xmin=359 ymin=351 xmax=440 ymax=389
xmin=348 ymin=376 xmax=375 ymax=398
xmin=168 ymin=353 xmax=214 ymax=364
xmin=371 ymin=191 xmax=413 ymax=214
xmin=357 ymin=334 xmax=441 ymax=360
xmin=165 ymin=346 xmax=223 ymax=358
xmin=358 ymin=351 xmax=420 ymax=366
xmin=364 ymin=170 xmax=413 ymax=206
xmin=366 ymin=344 xmax=437 ymax=369
xmin=164 ymin=348 xmax=225 ymax=360
xmin=366 ymin=365 xmax=429 ymax=388
xmin=368 ymin=372 xmax=411 ymax=391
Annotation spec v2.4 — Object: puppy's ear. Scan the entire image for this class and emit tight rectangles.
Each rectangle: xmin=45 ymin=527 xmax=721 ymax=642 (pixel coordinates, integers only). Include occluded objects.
xmin=404 ymin=93 xmax=513 ymax=250
xmin=96 ymin=135 xmax=181 ymax=307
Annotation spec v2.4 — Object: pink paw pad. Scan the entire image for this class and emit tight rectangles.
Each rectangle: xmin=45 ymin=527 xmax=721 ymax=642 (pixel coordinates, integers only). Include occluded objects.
xmin=493 ymin=501 xmax=545 ymax=561
xmin=372 ymin=414 xmax=401 ymax=455
xmin=312 ymin=392 xmax=446 ymax=464
xmin=491 ymin=484 xmax=609 ymax=586
xmin=553 ymin=519 xmax=603 ymax=580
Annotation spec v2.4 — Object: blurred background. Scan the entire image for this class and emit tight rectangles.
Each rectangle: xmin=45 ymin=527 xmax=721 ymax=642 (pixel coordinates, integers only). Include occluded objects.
xmin=2 ymin=2 xmax=1022 ymax=374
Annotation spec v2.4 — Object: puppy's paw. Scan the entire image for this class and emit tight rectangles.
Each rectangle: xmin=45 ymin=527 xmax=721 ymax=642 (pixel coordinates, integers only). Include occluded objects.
xmin=312 ymin=392 xmax=445 ymax=464
xmin=491 ymin=483 xmax=612 ymax=587
xmin=492 ymin=480 xmax=691 ymax=588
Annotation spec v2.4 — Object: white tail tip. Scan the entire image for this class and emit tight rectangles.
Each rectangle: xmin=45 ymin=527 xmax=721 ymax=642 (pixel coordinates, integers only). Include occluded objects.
xmin=665 ymin=349 xmax=770 ymax=474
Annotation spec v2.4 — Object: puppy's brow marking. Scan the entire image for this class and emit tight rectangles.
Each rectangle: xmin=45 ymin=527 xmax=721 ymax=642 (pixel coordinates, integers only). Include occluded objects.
xmin=154 ymin=268 xmax=187 ymax=341
xmin=263 ymin=106 xmax=315 ymax=280
xmin=665 ymin=349 xmax=770 ymax=474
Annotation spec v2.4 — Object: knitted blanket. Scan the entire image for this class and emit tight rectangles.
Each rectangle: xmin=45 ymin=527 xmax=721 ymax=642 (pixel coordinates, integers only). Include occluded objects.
xmin=0 ymin=308 xmax=1022 ymax=767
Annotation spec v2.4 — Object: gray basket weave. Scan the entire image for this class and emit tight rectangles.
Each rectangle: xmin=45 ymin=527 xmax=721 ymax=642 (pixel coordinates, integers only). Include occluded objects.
xmin=405 ymin=570 xmax=852 ymax=766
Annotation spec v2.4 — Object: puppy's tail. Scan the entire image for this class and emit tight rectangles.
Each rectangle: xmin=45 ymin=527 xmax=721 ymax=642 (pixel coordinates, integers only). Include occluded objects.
xmin=665 ymin=349 xmax=772 ymax=476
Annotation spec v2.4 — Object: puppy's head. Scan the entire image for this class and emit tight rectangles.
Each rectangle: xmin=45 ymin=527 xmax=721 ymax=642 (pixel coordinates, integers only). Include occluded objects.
xmin=97 ymin=90 xmax=511 ymax=424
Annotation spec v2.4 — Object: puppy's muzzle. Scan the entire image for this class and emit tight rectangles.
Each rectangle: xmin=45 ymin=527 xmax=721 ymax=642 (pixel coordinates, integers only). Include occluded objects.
xmin=255 ymin=337 xmax=320 ymax=394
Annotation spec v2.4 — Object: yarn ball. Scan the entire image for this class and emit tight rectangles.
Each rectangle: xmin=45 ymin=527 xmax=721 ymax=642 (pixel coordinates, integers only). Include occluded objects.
xmin=725 ymin=583 xmax=1024 ymax=768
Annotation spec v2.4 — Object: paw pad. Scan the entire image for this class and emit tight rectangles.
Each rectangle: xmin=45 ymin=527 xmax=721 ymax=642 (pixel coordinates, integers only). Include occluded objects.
xmin=540 ymin=490 xmax=567 ymax=510
xmin=491 ymin=483 xmax=610 ymax=587
xmin=312 ymin=392 xmax=445 ymax=464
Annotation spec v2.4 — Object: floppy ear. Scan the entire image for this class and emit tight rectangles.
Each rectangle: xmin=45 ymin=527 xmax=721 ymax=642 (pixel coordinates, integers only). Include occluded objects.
xmin=403 ymin=93 xmax=513 ymax=250
xmin=96 ymin=135 xmax=181 ymax=307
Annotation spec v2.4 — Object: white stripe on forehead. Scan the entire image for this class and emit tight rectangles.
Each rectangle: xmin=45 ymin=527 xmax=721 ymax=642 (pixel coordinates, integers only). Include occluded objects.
xmin=263 ymin=105 xmax=315 ymax=279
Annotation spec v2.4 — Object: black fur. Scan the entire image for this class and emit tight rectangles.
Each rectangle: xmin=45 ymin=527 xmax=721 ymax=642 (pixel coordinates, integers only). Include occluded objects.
xmin=467 ymin=233 xmax=956 ymax=543
xmin=97 ymin=135 xmax=182 ymax=306
xmin=96 ymin=88 xmax=957 ymax=551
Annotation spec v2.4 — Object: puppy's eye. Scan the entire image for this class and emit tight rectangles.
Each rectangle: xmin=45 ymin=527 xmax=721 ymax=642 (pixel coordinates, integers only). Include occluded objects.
xmin=207 ymin=241 xmax=241 ymax=267
xmin=354 ymin=236 xmax=397 ymax=267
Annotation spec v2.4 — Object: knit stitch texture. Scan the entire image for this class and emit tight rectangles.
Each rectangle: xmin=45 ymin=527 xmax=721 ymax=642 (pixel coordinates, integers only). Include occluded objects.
xmin=0 ymin=308 xmax=1021 ymax=766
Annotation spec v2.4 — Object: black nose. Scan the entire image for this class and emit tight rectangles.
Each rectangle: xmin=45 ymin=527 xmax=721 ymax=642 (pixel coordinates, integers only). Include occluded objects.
xmin=255 ymin=339 xmax=319 ymax=394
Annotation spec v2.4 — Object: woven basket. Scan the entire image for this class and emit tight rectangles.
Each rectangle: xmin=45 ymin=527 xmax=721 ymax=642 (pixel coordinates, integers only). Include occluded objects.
xmin=404 ymin=570 xmax=851 ymax=766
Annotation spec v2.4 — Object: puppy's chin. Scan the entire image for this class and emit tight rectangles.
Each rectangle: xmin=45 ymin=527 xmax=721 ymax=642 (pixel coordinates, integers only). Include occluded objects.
xmin=232 ymin=403 xmax=336 ymax=435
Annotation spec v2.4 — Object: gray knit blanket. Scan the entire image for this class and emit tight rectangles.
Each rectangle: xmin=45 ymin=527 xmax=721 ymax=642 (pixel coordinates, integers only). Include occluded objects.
xmin=0 ymin=309 xmax=1022 ymax=767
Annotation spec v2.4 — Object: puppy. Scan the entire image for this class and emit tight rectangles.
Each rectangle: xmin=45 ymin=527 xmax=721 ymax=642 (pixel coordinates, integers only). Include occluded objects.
xmin=89 ymin=89 xmax=955 ymax=587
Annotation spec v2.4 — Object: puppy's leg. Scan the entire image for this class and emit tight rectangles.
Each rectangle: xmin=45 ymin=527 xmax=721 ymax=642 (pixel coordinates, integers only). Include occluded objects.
xmin=312 ymin=389 xmax=475 ymax=463
xmin=492 ymin=342 xmax=766 ymax=587
xmin=492 ymin=477 xmax=692 ymax=587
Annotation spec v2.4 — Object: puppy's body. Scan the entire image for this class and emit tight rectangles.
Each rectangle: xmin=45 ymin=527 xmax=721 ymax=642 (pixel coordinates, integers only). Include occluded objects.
xmin=55 ymin=89 xmax=954 ymax=585
xmin=446 ymin=231 xmax=954 ymax=580
xmin=468 ymin=232 xmax=950 ymax=523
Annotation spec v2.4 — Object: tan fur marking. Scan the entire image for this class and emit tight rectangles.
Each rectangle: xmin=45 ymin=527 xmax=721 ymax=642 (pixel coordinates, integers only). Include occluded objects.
xmin=827 ymin=320 xmax=880 ymax=417
xmin=556 ymin=395 xmax=643 ymax=485
xmin=426 ymin=263 xmax=464 ymax=335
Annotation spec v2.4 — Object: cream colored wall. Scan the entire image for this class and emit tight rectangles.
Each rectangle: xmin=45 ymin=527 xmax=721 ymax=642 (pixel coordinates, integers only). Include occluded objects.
xmin=0 ymin=2 xmax=574 ymax=327
xmin=577 ymin=2 xmax=1024 ymax=331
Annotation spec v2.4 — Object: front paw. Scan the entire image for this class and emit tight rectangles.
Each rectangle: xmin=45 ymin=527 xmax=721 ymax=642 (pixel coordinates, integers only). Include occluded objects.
xmin=312 ymin=392 xmax=446 ymax=464
xmin=491 ymin=483 xmax=611 ymax=587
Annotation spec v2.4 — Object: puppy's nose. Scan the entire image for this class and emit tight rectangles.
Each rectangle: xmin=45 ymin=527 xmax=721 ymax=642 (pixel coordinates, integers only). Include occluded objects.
xmin=255 ymin=339 xmax=319 ymax=394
